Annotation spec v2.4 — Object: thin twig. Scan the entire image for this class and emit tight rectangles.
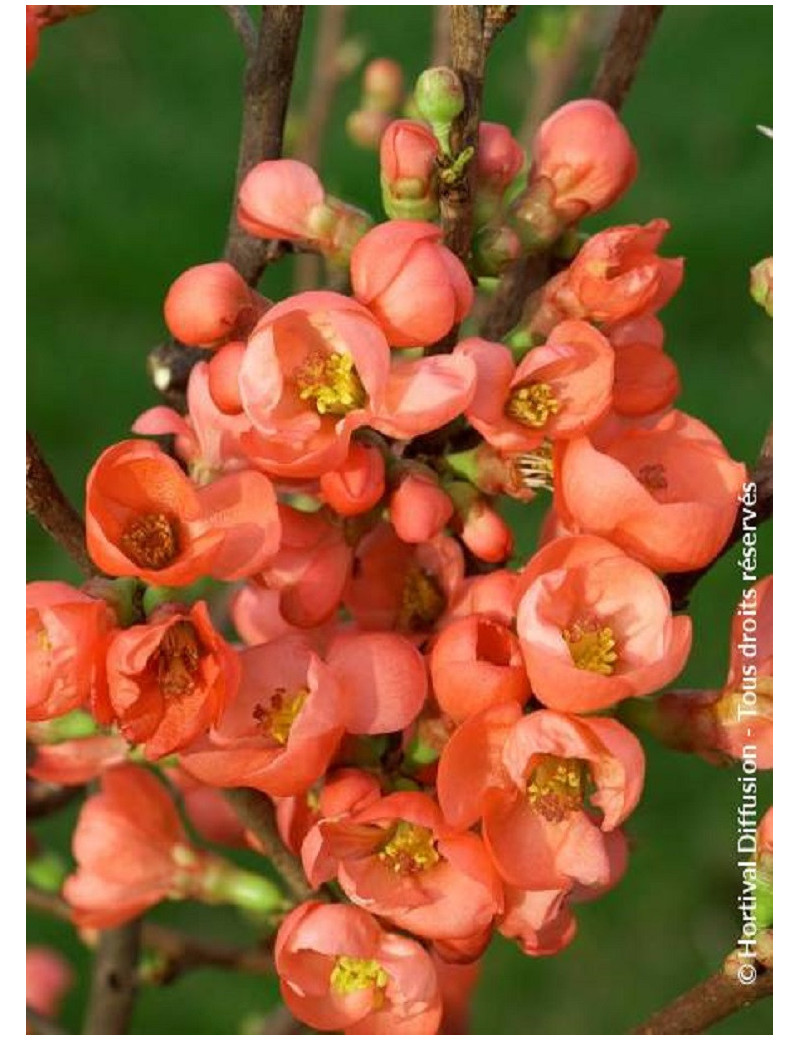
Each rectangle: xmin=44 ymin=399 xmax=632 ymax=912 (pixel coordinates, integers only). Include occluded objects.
xmin=293 ymin=5 xmax=349 ymax=292
xmin=224 ymin=788 xmax=317 ymax=904
xmin=483 ymin=5 xmax=519 ymax=50
xmin=592 ymin=5 xmax=664 ymax=112
xmin=25 ymin=1008 xmax=66 ymax=1035
xmin=222 ymin=5 xmax=258 ymax=59
xmin=26 ymin=431 xmax=99 ymax=577
xmin=83 ymin=921 xmax=141 ymax=1034
xmin=27 ymin=888 xmax=275 ymax=980
xmin=430 ymin=4 xmax=451 ymax=65
xmin=26 ymin=777 xmax=84 ymax=820
xmin=665 ymin=424 xmax=772 ymax=610
xmin=630 ymin=967 xmax=773 ymax=1034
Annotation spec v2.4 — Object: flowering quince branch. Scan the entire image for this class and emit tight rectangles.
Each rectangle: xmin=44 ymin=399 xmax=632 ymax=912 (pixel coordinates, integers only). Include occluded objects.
xmin=592 ymin=5 xmax=665 ymax=111
xmin=222 ymin=5 xmax=258 ymax=60
xmin=26 ymin=775 xmax=83 ymax=820
xmin=630 ymin=962 xmax=773 ymax=1034
xmin=82 ymin=920 xmax=141 ymax=1035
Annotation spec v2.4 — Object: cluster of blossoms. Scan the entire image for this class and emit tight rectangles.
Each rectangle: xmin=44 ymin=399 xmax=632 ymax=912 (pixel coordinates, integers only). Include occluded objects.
xmin=27 ymin=65 xmax=773 ymax=1034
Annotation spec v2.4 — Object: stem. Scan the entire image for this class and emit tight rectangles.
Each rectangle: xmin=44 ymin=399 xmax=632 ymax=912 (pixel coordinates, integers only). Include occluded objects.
xmin=630 ymin=967 xmax=773 ymax=1034
xmin=222 ymin=5 xmax=257 ymax=59
xmin=665 ymin=424 xmax=772 ymax=610
xmin=26 ymin=431 xmax=99 ymax=577
xmin=479 ymin=251 xmax=551 ymax=341
xmin=430 ymin=5 xmax=452 ymax=65
xmin=224 ymin=788 xmax=318 ymax=904
xmin=83 ymin=921 xmax=141 ymax=1035
xmin=592 ymin=5 xmax=664 ymax=112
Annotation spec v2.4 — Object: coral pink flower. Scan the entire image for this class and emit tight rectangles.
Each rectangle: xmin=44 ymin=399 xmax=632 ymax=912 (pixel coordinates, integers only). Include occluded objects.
xmin=532 ymin=99 xmax=637 ymax=220
xmin=438 ymin=703 xmax=644 ymax=892
xmin=351 ymin=222 xmax=474 ymax=348
xmin=27 ymin=582 xmax=114 ymax=722
xmin=163 ymin=262 xmax=266 ymax=348
xmin=433 ymin=953 xmax=481 ymax=1034
xmin=256 ymin=504 xmax=352 ymax=628
xmin=456 ymin=495 xmax=514 ymax=564
xmin=389 ymin=470 xmax=453 ymax=543
xmin=104 ymin=602 xmax=240 ymax=759
xmin=320 ymin=441 xmax=386 ymax=517
xmin=207 ymin=339 xmax=247 ymax=414
xmin=430 ymin=614 xmax=530 ymax=722
xmin=231 ymin=583 xmax=299 ymax=646
xmin=550 ymin=220 xmax=684 ymax=326
xmin=277 ymin=769 xmax=380 ymax=858
xmin=456 ymin=321 xmax=614 ymax=452
xmin=380 ymin=120 xmax=439 ymax=221
xmin=447 ymin=569 xmax=520 ymax=627
xmin=364 ymin=58 xmax=405 ymax=110
xmin=237 ymin=159 xmax=326 ymax=241
xmin=168 ymin=767 xmax=250 ymax=849
xmin=179 ymin=635 xmax=344 ymax=798
xmin=607 ymin=317 xmax=680 ymax=418
xmin=344 ymin=523 xmax=464 ymax=635
xmin=134 ymin=360 xmax=252 ymax=481
xmin=304 ymin=791 xmax=503 ymax=948
xmin=477 ymin=122 xmax=525 ymax=195
xmin=238 ymin=291 xmax=475 ymax=479
xmin=27 ymin=8 xmax=40 ymax=69
xmin=27 ymin=734 xmax=129 ymax=785
xmin=63 ymin=765 xmax=199 ymax=928
xmin=26 ymin=947 xmax=73 ymax=1023
xmin=276 ymin=902 xmax=442 ymax=1034
xmin=515 ymin=535 xmax=692 ymax=712
xmin=86 ymin=439 xmax=280 ymax=584
xmin=555 ymin=410 xmax=746 ymax=572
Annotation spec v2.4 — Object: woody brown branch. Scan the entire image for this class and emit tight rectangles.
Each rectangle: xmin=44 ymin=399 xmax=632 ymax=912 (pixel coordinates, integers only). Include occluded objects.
xmin=83 ymin=920 xmax=141 ymax=1034
xmin=26 ymin=431 xmax=99 ymax=577
xmin=630 ymin=966 xmax=773 ymax=1034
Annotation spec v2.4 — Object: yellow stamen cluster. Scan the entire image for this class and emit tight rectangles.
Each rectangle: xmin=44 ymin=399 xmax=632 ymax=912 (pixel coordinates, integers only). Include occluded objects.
xmin=330 ymin=956 xmax=389 ymax=1004
xmin=379 ymin=821 xmax=440 ymax=875
xmin=505 ymin=382 xmax=561 ymax=428
xmin=253 ymin=688 xmax=308 ymax=745
xmin=398 ymin=567 xmax=446 ymax=632
xmin=120 ymin=512 xmax=180 ymax=570
xmin=563 ymin=623 xmax=618 ymax=676
xmin=295 ymin=350 xmax=366 ymax=416
xmin=157 ymin=620 xmax=201 ymax=698
xmin=527 ymin=755 xmax=587 ymax=822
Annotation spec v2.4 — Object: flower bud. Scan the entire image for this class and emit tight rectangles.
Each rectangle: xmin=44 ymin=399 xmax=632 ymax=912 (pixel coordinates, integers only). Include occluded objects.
xmin=207 ymin=339 xmax=246 ymax=414
xmin=380 ymin=119 xmax=439 ymax=221
xmin=475 ymin=121 xmax=525 ymax=223
xmin=163 ymin=262 xmax=265 ymax=348
xmin=449 ymin=483 xmax=514 ymax=563
xmin=473 ymin=225 xmax=522 ymax=276
xmin=390 ymin=470 xmax=454 ymax=543
xmin=363 ymin=57 xmax=405 ymax=113
xmin=347 ymin=109 xmax=392 ymax=150
xmin=237 ymin=159 xmax=326 ymax=241
xmin=414 ymin=66 xmax=464 ymax=154
xmin=750 ymin=256 xmax=773 ymax=317
xmin=320 ymin=441 xmax=386 ymax=517
xmin=507 ymin=177 xmax=564 ymax=252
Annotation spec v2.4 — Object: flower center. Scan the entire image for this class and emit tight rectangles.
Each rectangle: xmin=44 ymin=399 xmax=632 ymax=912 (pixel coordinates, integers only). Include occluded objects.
xmin=156 ymin=621 xmax=201 ymax=698
xmin=397 ymin=566 xmax=446 ymax=632
xmin=505 ymin=382 xmax=561 ymax=428
xmin=563 ymin=622 xmax=618 ymax=675
xmin=120 ymin=512 xmax=180 ymax=570
xmin=330 ymin=956 xmax=389 ymax=1002
xmin=527 ymin=755 xmax=587 ymax=822
xmin=515 ymin=441 xmax=554 ymax=491
xmin=295 ymin=350 xmax=366 ymax=416
xmin=253 ymin=688 xmax=308 ymax=745
xmin=637 ymin=462 xmax=668 ymax=492
xmin=379 ymin=821 xmax=440 ymax=875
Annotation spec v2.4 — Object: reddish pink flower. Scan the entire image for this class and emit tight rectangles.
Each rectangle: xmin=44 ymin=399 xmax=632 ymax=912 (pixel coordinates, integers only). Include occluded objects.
xmin=554 ymin=410 xmax=746 ymax=572
xmin=26 ymin=8 xmax=40 ymax=68
xmin=168 ymin=767 xmax=250 ymax=849
xmin=275 ymin=902 xmax=443 ymax=1034
xmin=380 ymin=120 xmax=439 ymax=221
xmin=179 ymin=636 xmax=344 ymax=798
xmin=456 ymin=494 xmax=514 ymax=564
xmin=344 ymin=523 xmax=464 ymax=635
xmin=432 ymin=953 xmax=481 ymax=1034
xmin=363 ymin=58 xmax=404 ymax=111
xmin=237 ymin=159 xmax=326 ymax=241
xmin=389 ymin=470 xmax=453 ymax=544
xmin=457 ymin=321 xmax=614 ymax=451
xmin=207 ymin=339 xmax=247 ymax=414
xmin=607 ymin=317 xmax=680 ymax=418
xmin=27 ymin=582 xmax=114 ymax=722
xmin=347 ymin=109 xmax=394 ymax=150
xmin=27 ymin=947 xmax=73 ymax=1023
xmin=477 ymin=122 xmax=525 ymax=195
xmin=27 ymin=734 xmax=128 ymax=785
xmin=104 ymin=602 xmax=240 ymax=759
xmin=515 ymin=535 xmax=692 ymax=713
xmin=532 ymin=99 xmax=637 ymax=220
xmin=230 ymin=583 xmax=305 ymax=646
xmin=86 ymin=440 xmax=280 ymax=584
xmin=351 ymin=222 xmax=474 ymax=348
xmin=278 ymin=769 xmax=381 ymax=858
xmin=438 ymin=703 xmax=644 ymax=891
xmin=304 ymin=791 xmax=503 ymax=947
xmin=238 ymin=291 xmax=475 ymax=479
xmin=447 ymin=569 xmax=520 ymax=627
xmin=320 ymin=441 xmax=386 ymax=517
xmin=163 ymin=262 xmax=266 ymax=348
xmin=430 ymin=614 xmax=530 ymax=722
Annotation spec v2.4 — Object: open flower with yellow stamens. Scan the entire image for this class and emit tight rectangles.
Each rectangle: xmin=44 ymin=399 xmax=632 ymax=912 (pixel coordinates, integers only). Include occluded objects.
xmin=275 ymin=902 xmax=442 ymax=1035
xmin=515 ymin=535 xmax=692 ymax=713
xmin=438 ymin=702 xmax=644 ymax=895
xmin=455 ymin=320 xmax=614 ymax=453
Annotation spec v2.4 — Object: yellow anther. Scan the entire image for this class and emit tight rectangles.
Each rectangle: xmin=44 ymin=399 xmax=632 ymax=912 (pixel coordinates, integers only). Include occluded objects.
xmin=379 ymin=821 xmax=440 ymax=875
xmin=398 ymin=567 xmax=446 ymax=632
xmin=253 ymin=688 xmax=308 ymax=745
xmin=330 ymin=956 xmax=389 ymax=1003
xmin=157 ymin=621 xmax=201 ymax=698
xmin=527 ymin=755 xmax=587 ymax=822
xmin=295 ymin=351 xmax=366 ymax=416
xmin=120 ymin=512 xmax=180 ymax=570
xmin=505 ymin=382 xmax=561 ymax=428
xmin=563 ymin=623 xmax=618 ymax=676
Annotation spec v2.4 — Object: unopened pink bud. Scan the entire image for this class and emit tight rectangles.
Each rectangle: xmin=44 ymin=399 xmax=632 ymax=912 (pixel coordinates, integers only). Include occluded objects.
xmin=320 ymin=441 xmax=386 ymax=517
xmin=453 ymin=490 xmax=514 ymax=563
xmin=207 ymin=340 xmax=246 ymax=415
xmin=477 ymin=122 xmax=525 ymax=194
xmin=532 ymin=98 xmax=638 ymax=219
xmin=363 ymin=58 xmax=405 ymax=113
xmin=163 ymin=262 xmax=264 ymax=348
xmin=390 ymin=471 xmax=454 ymax=543
xmin=380 ymin=119 xmax=439 ymax=221
xmin=347 ymin=109 xmax=393 ymax=150
xmin=237 ymin=158 xmax=325 ymax=241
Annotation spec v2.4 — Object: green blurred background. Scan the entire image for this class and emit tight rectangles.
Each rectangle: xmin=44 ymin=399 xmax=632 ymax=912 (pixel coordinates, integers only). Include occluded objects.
xmin=27 ymin=5 xmax=772 ymax=1034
